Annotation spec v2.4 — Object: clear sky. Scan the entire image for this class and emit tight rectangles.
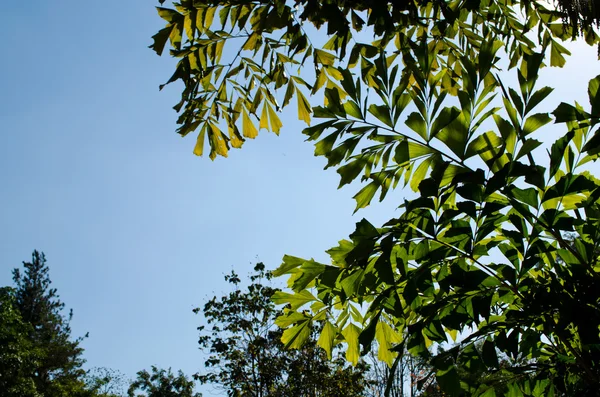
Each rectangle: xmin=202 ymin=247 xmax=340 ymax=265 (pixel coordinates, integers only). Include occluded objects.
xmin=0 ymin=1 xmax=599 ymax=396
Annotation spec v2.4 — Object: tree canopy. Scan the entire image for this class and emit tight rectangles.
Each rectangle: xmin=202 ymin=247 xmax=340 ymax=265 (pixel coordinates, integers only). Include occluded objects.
xmin=127 ymin=366 xmax=201 ymax=397
xmin=10 ymin=251 xmax=89 ymax=397
xmin=195 ymin=263 xmax=372 ymax=396
xmin=152 ymin=0 xmax=600 ymax=395
xmin=0 ymin=287 xmax=39 ymax=397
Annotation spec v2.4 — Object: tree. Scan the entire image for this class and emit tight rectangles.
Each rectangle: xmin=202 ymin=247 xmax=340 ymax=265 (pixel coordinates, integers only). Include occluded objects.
xmin=195 ymin=263 xmax=372 ymax=396
xmin=11 ymin=250 xmax=88 ymax=396
xmin=0 ymin=287 xmax=39 ymax=397
xmin=85 ymin=367 xmax=128 ymax=397
xmin=152 ymin=0 xmax=600 ymax=395
xmin=127 ymin=366 xmax=201 ymax=397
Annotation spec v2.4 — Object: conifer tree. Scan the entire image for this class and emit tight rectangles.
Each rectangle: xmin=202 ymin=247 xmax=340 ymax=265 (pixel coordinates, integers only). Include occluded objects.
xmin=12 ymin=250 xmax=87 ymax=397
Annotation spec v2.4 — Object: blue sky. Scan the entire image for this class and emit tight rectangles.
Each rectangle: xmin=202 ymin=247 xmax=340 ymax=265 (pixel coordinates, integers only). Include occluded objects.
xmin=0 ymin=1 xmax=599 ymax=396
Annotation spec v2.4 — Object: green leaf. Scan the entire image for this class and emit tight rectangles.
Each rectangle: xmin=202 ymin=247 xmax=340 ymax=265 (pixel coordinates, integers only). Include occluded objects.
xmin=343 ymin=101 xmax=363 ymax=119
xmin=550 ymin=40 xmax=570 ymax=67
xmin=368 ymin=104 xmax=394 ymax=128
xmin=549 ymin=130 xmax=574 ymax=178
xmin=410 ymin=156 xmax=435 ymax=192
xmin=435 ymin=112 xmax=469 ymax=159
xmin=340 ymin=269 xmax=364 ymax=297
xmin=275 ymin=311 xmax=309 ymax=328
xmin=149 ymin=26 xmax=172 ymax=56
xmin=271 ymin=290 xmax=316 ymax=310
xmin=376 ymin=321 xmax=401 ymax=366
xmin=291 ymin=261 xmax=326 ymax=291
xmin=318 ymin=322 xmax=337 ymax=360
xmin=494 ymin=115 xmax=517 ymax=155
xmin=509 ymin=186 xmax=539 ymax=208
xmin=522 ymin=113 xmax=552 ymax=135
xmin=168 ymin=21 xmax=183 ymax=50
xmin=582 ymin=128 xmax=600 ymax=155
xmin=342 ymin=323 xmax=361 ymax=365
xmin=184 ymin=11 xmax=195 ymax=40
xmin=465 ymin=131 xmax=503 ymax=159
xmin=588 ymin=74 xmax=600 ymax=115
xmin=430 ymin=106 xmax=461 ymax=139
xmin=516 ymin=139 xmax=542 ymax=160
xmin=525 ymin=87 xmax=553 ymax=115
xmin=353 ymin=181 xmax=379 ymax=211
xmin=553 ymin=102 xmax=590 ymax=123
xmin=405 ymin=112 xmax=428 ymax=140
xmin=508 ymin=88 xmax=524 ymax=116
xmin=507 ymin=382 xmax=525 ymax=397
xmin=281 ymin=319 xmax=311 ymax=349
xmin=314 ymin=49 xmax=336 ymax=66
xmin=297 ymin=88 xmax=312 ymax=124
xmin=337 ymin=157 xmax=367 ymax=186
xmin=156 ymin=7 xmax=182 ymax=23
xmin=193 ymin=125 xmax=206 ymax=156
xmin=273 ymin=255 xmax=306 ymax=276
xmin=543 ymin=174 xmax=597 ymax=202
xmin=480 ymin=389 xmax=497 ymax=397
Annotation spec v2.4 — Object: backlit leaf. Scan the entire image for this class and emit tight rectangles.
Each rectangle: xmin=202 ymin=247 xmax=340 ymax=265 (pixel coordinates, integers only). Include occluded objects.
xmin=342 ymin=323 xmax=361 ymax=366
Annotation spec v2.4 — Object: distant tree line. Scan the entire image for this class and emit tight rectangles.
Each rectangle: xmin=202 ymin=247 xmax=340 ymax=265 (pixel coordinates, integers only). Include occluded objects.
xmin=0 ymin=251 xmax=199 ymax=397
xmin=2 ymin=251 xmax=520 ymax=397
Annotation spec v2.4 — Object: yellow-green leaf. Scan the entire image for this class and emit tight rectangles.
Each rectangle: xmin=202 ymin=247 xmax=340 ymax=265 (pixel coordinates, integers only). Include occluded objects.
xmin=195 ymin=8 xmax=206 ymax=33
xmin=168 ymin=22 xmax=183 ymax=49
xmin=353 ymin=181 xmax=378 ymax=211
xmin=157 ymin=7 xmax=182 ymax=23
xmin=271 ymin=290 xmax=316 ymax=310
xmin=267 ymin=103 xmax=283 ymax=135
xmin=228 ymin=125 xmax=244 ymax=148
xmin=550 ymin=40 xmax=570 ymax=67
xmin=242 ymin=32 xmax=260 ymax=51
xmin=208 ymin=123 xmax=228 ymax=159
xmin=193 ymin=125 xmax=206 ymax=156
xmin=318 ymin=321 xmax=337 ymax=360
xmin=242 ymin=108 xmax=258 ymax=138
xmin=281 ymin=320 xmax=311 ymax=349
xmin=260 ymin=104 xmax=270 ymax=130
xmin=203 ymin=7 xmax=216 ymax=30
xmin=314 ymin=49 xmax=336 ymax=66
xmin=275 ymin=311 xmax=308 ymax=328
xmin=405 ymin=112 xmax=427 ymax=140
xmin=465 ymin=131 xmax=503 ymax=158
xmin=446 ymin=328 xmax=458 ymax=342
xmin=410 ymin=156 xmax=434 ymax=192
xmin=342 ymin=323 xmax=361 ymax=365
xmin=184 ymin=12 xmax=195 ymax=40
xmin=376 ymin=322 xmax=401 ymax=366
xmin=297 ymin=88 xmax=312 ymax=124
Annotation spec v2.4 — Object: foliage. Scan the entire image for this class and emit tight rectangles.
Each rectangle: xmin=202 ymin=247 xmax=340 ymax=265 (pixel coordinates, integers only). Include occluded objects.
xmin=0 ymin=287 xmax=39 ymax=397
xmin=85 ymin=367 xmax=128 ymax=397
xmin=10 ymin=250 xmax=90 ymax=397
xmin=150 ymin=0 xmax=598 ymax=159
xmin=153 ymin=0 xmax=600 ymax=395
xmin=195 ymin=263 xmax=372 ymax=396
xmin=127 ymin=366 xmax=201 ymax=397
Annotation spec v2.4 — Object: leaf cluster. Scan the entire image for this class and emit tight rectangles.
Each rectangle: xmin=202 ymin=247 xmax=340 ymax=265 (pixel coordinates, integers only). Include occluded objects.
xmin=153 ymin=0 xmax=600 ymax=395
